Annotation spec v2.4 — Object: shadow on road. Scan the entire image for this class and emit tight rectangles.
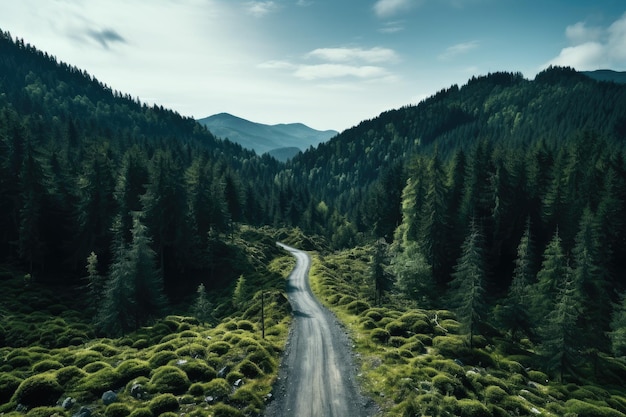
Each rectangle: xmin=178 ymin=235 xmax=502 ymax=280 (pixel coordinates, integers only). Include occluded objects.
xmin=292 ymin=310 xmax=312 ymax=318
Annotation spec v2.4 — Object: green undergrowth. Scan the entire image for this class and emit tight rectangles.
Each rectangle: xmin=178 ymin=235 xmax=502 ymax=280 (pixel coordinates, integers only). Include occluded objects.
xmin=310 ymin=246 xmax=626 ymax=417
xmin=0 ymin=228 xmax=296 ymax=416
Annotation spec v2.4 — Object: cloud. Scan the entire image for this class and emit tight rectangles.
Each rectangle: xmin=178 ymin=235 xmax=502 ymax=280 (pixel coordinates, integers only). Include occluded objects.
xmin=245 ymin=1 xmax=278 ymax=17
xmin=544 ymin=13 xmax=626 ymax=71
xmin=294 ymin=64 xmax=389 ymax=80
xmin=378 ymin=21 xmax=404 ymax=34
xmin=296 ymin=0 xmax=313 ymax=6
xmin=373 ymin=0 xmax=416 ymax=18
xmin=307 ymin=47 xmax=398 ymax=63
xmin=438 ymin=40 xmax=479 ymax=60
xmin=86 ymin=28 xmax=126 ymax=49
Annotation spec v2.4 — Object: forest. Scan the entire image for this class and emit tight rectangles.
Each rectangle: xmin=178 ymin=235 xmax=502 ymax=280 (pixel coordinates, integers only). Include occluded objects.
xmin=2 ymin=28 xmax=626 ymax=416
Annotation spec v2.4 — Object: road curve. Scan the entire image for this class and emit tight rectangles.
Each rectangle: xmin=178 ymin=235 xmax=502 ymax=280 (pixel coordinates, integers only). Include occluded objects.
xmin=264 ymin=243 xmax=372 ymax=417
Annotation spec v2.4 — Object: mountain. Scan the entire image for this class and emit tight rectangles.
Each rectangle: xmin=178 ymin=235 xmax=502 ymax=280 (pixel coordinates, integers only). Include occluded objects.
xmin=582 ymin=69 xmax=626 ymax=84
xmin=197 ymin=112 xmax=337 ymax=161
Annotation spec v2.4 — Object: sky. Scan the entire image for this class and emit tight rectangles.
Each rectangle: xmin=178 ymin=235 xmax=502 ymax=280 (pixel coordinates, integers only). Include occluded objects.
xmin=1 ymin=1 xmax=625 ymax=132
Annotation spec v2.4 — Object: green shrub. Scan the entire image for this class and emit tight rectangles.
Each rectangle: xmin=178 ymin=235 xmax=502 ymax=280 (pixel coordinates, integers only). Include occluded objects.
xmin=389 ymin=336 xmax=408 ymax=348
xmin=484 ymin=385 xmax=508 ymax=404
xmin=527 ymin=370 xmax=548 ymax=384
xmin=12 ymin=374 xmax=63 ymax=407
xmin=149 ymin=393 xmax=179 ymax=415
xmin=179 ymin=360 xmax=217 ymax=382
xmin=365 ymin=309 xmax=384 ymax=322
xmin=237 ymin=320 xmax=256 ymax=331
xmin=74 ymin=351 xmax=104 ymax=368
xmin=206 ymin=378 xmax=231 ymax=399
xmin=83 ymin=361 xmax=113 ymax=373
xmin=105 ymin=403 xmax=131 ymax=417
xmin=148 ymin=351 xmax=177 ymax=368
xmin=230 ymin=385 xmax=264 ymax=409
xmin=346 ymin=300 xmax=370 ymax=315
xmin=0 ymin=373 xmax=22 ymax=404
xmin=208 ymin=341 xmax=231 ymax=355
xmin=212 ymin=403 xmax=243 ymax=417
xmin=361 ymin=318 xmax=377 ymax=330
xmin=564 ymin=399 xmax=626 ymax=417
xmin=128 ymin=408 xmax=153 ymax=417
xmin=76 ymin=368 xmax=122 ymax=399
xmin=175 ymin=343 xmax=207 ymax=358
xmin=226 ymin=371 xmax=244 ymax=385
xmin=188 ymin=382 xmax=206 ymax=396
xmin=116 ymin=359 xmax=151 ymax=384
xmin=247 ymin=348 xmax=275 ymax=373
xmin=411 ymin=320 xmax=433 ymax=334
xmin=55 ymin=366 xmax=87 ymax=387
xmin=432 ymin=335 xmax=467 ymax=358
xmin=370 ymin=328 xmax=390 ymax=344
xmin=8 ymin=355 xmax=32 ymax=369
xmin=32 ymin=360 xmax=64 ymax=373
xmin=149 ymin=366 xmax=190 ymax=395
xmin=385 ymin=321 xmax=409 ymax=337
xmin=402 ymin=340 xmax=426 ymax=354
xmin=88 ymin=343 xmax=120 ymax=357
xmin=431 ymin=374 xmax=457 ymax=395
xmin=439 ymin=319 xmax=461 ymax=333
xmin=238 ymin=360 xmax=263 ymax=378
xmin=221 ymin=321 xmax=238 ymax=331
xmin=26 ymin=406 xmax=68 ymax=417
xmin=456 ymin=399 xmax=490 ymax=417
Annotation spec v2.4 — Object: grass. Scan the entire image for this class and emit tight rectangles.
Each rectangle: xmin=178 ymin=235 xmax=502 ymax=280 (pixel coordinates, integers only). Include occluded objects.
xmin=308 ymin=245 xmax=626 ymax=417
xmin=0 ymin=226 xmax=295 ymax=416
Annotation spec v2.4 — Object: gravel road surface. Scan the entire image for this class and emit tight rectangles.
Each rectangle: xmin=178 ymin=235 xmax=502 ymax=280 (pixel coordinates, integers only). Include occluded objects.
xmin=264 ymin=243 xmax=374 ymax=417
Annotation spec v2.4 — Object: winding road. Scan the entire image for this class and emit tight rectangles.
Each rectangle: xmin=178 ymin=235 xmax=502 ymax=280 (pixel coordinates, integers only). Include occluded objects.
xmin=264 ymin=243 xmax=372 ymax=417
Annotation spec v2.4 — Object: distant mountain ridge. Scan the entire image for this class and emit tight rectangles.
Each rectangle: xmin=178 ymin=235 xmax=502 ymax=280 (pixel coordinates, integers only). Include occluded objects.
xmin=582 ymin=69 xmax=626 ymax=84
xmin=197 ymin=113 xmax=338 ymax=161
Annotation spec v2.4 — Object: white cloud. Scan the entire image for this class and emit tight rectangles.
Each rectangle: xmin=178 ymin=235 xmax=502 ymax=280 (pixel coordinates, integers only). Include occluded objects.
xmin=307 ymin=47 xmax=398 ymax=63
xmin=565 ymin=22 xmax=602 ymax=44
xmin=438 ymin=40 xmax=479 ymax=60
xmin=379 ymin=21 xmax=404 ymax=34
xmin=373 ymin=0 xmax=416 ymax=18
xmin=245 ymin=1 xmax=278 ymax=17
xmin=294 ymin=64 xmax=388 ymax=80
xmin=544 ymin=13 xmax=626 ymax=71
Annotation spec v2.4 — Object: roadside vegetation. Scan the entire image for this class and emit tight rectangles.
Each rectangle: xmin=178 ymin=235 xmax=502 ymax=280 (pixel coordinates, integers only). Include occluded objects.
xmin=0 ymin=228 xmax=295 ymax=417
xmin=310 ymin=247 xmax=626 ymax=417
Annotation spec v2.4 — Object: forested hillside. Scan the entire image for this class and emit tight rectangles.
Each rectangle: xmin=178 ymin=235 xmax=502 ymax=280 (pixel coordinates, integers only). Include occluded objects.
xmin=0 ymin=30 xmax=300 ymax=298
xmin=3 ymin=26 xmax=626 ymax=416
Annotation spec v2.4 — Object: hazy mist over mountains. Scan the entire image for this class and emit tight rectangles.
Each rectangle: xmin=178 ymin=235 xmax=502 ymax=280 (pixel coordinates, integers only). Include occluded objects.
xmin=197 ymin=113 xmax=338 ymax=161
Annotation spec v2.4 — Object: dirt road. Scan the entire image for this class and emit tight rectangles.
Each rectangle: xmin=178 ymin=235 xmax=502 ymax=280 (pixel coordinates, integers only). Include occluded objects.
xmin=264 ymin=243 xmax=373 ymax=417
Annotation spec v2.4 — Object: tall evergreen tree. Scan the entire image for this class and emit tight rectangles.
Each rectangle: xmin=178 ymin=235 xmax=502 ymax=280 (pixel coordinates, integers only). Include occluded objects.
xmin=390 ymin=241 xmax=434 ymax=307
xmin=498 ymin=219 xmax=534 ymax=341
xmin=531 ymin=230 xmax=569 ymax=330
xmin=371 ymin=238 xmax=392 ymax=306
xmin=448 ymin=220 xmax=486 ymax=348
xmin=610 ymin=292 xmax=626 ymax=357
xmin=539 ymin=274 xmax=582 ymax=382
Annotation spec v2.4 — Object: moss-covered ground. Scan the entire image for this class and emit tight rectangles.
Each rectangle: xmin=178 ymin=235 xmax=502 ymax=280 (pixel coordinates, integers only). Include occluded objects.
xmin=0 ymin=226 xmax=297 ymax=417
xmin=309 ymin=246 xmax=626 ymax=417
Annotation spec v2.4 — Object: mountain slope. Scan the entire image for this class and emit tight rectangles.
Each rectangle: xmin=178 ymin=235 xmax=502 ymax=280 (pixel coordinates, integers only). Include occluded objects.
xmin=583 ymin=69 xmax=626 ymax=84
xmin=197 ymin=112 xmax=337 ymax=160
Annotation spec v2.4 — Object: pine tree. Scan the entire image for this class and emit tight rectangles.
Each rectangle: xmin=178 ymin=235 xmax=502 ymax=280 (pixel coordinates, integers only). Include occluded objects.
xmin=390 ymin=241 xmax=434 ymax=307
xmin=371 ymin=238 xmax=392 ymax=306
xmin=419 ymin=152 xmax=451 ymax=287
xmin=233 ymin=275 xmax=247 ymax=308
xmin=610 ymin=292 xmax=626 ymax=357
xmin=498 ymin=219 xmax=534 ymax=341
xmin=448 ymin=220 xmax=486 ymax=348
xmin=193 ymin=283 xmax=214 ymax=324
xmin=531 ymin=230 xmax=569 ymax=329
xmin=85 ymin=251 xmax=104 ymax=314
xmin=539 ymin=274 xmax=582 ymax=382
xmin=97 ymin=215 xmax=166 ymax=336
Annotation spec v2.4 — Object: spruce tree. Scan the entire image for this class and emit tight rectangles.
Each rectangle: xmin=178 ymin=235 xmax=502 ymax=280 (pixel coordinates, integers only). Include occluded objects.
xmin=498 ymin=219 xmax=534 ymax=340
xmin=449 ymin=220 xmax=486 ymax=348
xmin=390 ymin=241 xmax=434 ymax=307
xmin=539 ymin=274 xmax=582 ymax=382
xmin=531 ymin=230 xmax=569 ymax=330
xmin=193 ymin=283 xmax=214 ymax=325
xmin=610 ymin=292 xmax=626 ymax=357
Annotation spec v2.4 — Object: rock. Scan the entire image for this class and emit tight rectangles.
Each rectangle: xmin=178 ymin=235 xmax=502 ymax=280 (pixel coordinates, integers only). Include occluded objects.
xmin=217 ymin=366 xmax=230 ymax=378
xmin=101 ymin=390 xmax=117 ymax=405
xmin=130 ymin=383 xmax=145 ymax=399
xmin=454 ymin=358 xmax=464 ymax=367
xmin=234 ymin=378 xmax=244 ymax=388
xmin=176 ymin=359 xmax=188 ymax=365
xmin=264 ymin=393 xmax=273 ymax=402
xmin=205 ymin=396 xmax=215 ymax=404
xmin=62 ymin=397 xmax=75 ymax=410
xmin=72 ymin=406 xmax=92 ymax=417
